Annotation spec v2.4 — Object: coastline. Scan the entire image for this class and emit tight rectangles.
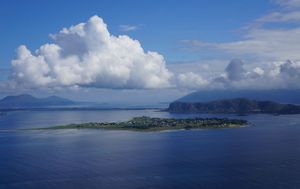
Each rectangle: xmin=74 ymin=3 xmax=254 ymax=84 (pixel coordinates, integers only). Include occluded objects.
xmin=27 ymin=116 xmax=248 ymax=132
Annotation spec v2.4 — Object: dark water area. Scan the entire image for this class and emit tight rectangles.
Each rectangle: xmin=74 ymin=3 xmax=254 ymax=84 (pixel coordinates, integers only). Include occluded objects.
xmin=0 ymin=110 xmax=300 ymax=189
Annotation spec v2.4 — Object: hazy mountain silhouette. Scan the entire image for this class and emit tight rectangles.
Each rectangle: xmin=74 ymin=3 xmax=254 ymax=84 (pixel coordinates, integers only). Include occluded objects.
xmin=0 ymin=94 xmax=75 ymax=109
xmin=168 ymin=98 xmax=300 ymax=114
xmin=177 ymin=90 xmax=300 ymax=104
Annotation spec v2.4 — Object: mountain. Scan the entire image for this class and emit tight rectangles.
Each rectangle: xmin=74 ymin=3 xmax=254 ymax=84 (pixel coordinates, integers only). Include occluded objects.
xmin=178 ymin=90 xmax=300 ymax=104
xmin=0 ymin=94 xmax=75 ymax=109
xmin=168 ymin=98 xmax=300 ymax=114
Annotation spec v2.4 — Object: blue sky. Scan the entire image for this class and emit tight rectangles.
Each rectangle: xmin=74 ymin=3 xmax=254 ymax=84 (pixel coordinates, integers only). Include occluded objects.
xmin=1 ymin=0 xmax=300 ymax=103
xmin=0 ymin=0 xmax=272 ymax=68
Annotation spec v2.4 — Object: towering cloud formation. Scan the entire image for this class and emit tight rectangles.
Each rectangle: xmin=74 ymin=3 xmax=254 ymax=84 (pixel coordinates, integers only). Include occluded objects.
xmin=225 ymin=59 xmax=247 ymax=81
xmin=11 ymin=16 xmax=172 ymax=89
xmin=7 ymin=15 xmax=300 ymax=92
xmin=212 ymin=59 xmax=300 ymax=90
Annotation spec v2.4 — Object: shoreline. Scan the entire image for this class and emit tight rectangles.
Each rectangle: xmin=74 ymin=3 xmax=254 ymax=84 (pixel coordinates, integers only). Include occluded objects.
xmin=27 ymin=116 xmax=248 ymax=132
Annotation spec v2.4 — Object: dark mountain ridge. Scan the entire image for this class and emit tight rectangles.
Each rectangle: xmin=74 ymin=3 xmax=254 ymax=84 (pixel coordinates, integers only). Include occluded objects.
xmin=168 ymin=98 xmax=300 ymax=114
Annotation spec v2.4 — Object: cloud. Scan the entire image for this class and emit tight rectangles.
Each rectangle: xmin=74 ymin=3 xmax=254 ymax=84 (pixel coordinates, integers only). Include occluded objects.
xmin=245 ymin=11 xmax=300 ymax=30
xmin=179 ymin=0 xmax=300 ymax=62
xmin=173 ymin=58 xmax=300 ymax=90
xmin=217 ymin=59 xmax=300 ymax=90
xmin=272 ymin=0 xmax=300 ymax=8
xmin=182 ymin=27 xmax=300 ymax=61
xmin=225 ymin=59 xmax=247 ymax=80
xmin=6 ymin=14 xmax=300 ymax=92
xmin=11 ymin=16 xmax=173 ymax=89
xmin=176 ymin=72 xmax=208 ymax=89
xmin=181 ymin=0 xmax=300 ymax=62
xmin=279 ymin=60 xmax=300 ymax=78
xmin=119 ymin=24 xmax=140 ymax=32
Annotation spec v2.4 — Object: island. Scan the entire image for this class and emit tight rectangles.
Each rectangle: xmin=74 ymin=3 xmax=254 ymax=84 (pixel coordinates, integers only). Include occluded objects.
xmin=34 ymin=116 xmax=248 ymax=131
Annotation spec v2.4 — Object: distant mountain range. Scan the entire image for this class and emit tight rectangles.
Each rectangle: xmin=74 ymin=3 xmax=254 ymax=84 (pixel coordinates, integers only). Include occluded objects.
xmin=168 ymin=98 xmax=300 ymax=114
xmin=178 ymin=90 xmax=300 ymax=104
xmin=0 ymin=94 xmax=76 ymax=109
xmin=0 ymin=94 xmax=162 ymax=110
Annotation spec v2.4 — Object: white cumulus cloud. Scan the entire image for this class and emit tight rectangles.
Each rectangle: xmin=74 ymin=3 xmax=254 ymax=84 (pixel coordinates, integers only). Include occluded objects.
xmin=7 ymin=15 xmax=300 ymax=92
xmin=212 ymin=59 xmax=300 ymax=90
xmin=177 ymin=72 xmax=208 ymax=89
xmin=11 ymin=15 xmax=173 ymax=89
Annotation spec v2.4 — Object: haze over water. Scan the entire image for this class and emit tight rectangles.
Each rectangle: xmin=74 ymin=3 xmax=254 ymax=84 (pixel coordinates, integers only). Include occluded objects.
xmin=0 ymin=110 xmax=300 ymax=189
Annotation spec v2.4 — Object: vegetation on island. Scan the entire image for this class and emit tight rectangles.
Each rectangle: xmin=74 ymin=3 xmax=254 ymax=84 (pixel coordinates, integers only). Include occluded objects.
xmin=34 ymin=116 xmax=248 ymax=131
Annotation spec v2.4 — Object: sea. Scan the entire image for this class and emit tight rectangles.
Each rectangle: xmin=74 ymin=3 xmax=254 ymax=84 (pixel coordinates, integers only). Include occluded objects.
xmin=0 ymin=109 xmax=300 ymax=189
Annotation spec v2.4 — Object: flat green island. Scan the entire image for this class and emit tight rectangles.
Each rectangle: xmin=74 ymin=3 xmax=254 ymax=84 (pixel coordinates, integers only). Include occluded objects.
xmin=34 ymin=116 xmax=248 ymax=131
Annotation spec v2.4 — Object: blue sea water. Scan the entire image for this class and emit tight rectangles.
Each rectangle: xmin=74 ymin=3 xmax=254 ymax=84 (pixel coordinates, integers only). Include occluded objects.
xmin=0 ymin=110 xmax=300 ymax=189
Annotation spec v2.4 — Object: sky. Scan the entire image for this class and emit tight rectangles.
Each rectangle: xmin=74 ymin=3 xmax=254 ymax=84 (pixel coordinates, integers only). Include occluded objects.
xmin=1 ymin=0 xmax=300 ymax=104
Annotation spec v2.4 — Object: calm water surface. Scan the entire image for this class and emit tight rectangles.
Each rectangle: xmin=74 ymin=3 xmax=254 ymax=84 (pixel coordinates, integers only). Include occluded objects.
xmin=0 ymin=110 xmax=300 ymax=189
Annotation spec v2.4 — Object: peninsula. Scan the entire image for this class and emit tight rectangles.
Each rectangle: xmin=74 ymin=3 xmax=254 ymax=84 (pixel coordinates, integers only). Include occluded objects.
xmin=35 ymin=116 xmax=248 ymax=131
